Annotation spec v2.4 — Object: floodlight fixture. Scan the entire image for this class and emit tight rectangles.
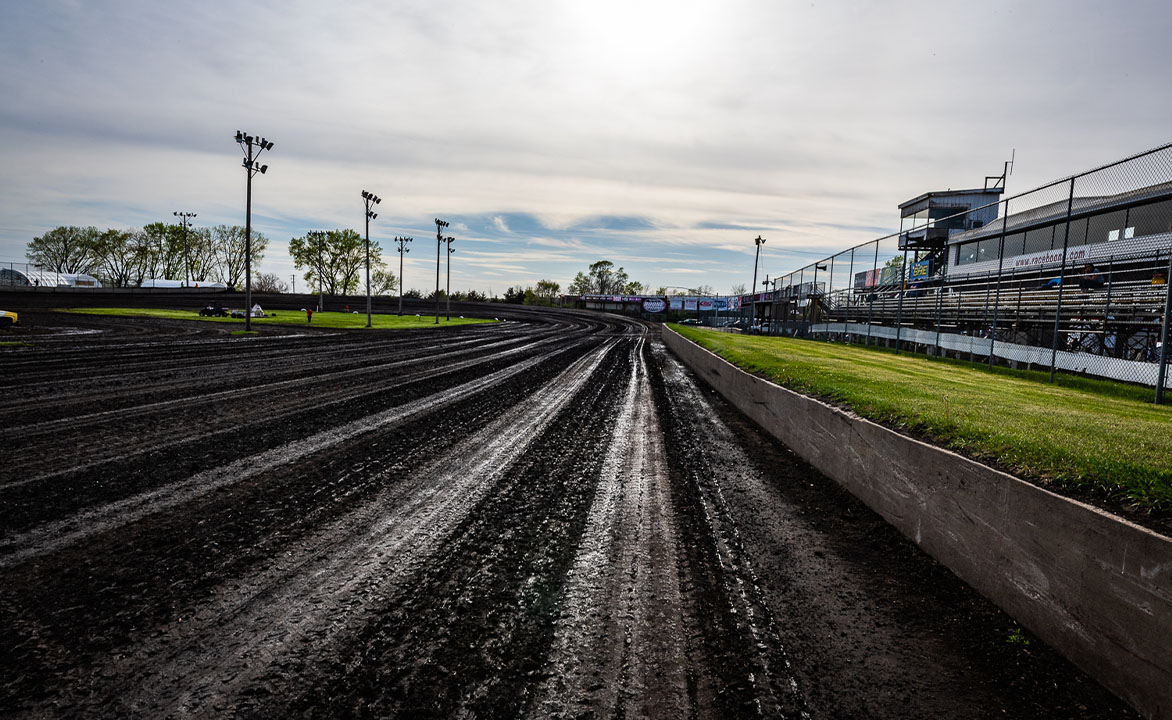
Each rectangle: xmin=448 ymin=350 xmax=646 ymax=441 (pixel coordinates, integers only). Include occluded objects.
xmin=434 ymin=218 xmax=449 ymax=324
xmin=396 ymin=235 xmax=413 ymax=315
xmin=361 ymin=189 xmax=382 ymax=327
xmin=235 ymin=129 xmax=274 ymax=330
xmin=174 ymin=211 xmax=197 ymax=287
xmin=751 ymin=235 xmax=766 ymax=334
xmin=444 ymin=235 xmax=455 ymax=320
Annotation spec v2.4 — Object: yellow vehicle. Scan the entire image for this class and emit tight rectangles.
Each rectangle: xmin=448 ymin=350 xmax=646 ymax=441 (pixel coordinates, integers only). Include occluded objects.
xmin=0 ymin=310 xmax=18 ymax=328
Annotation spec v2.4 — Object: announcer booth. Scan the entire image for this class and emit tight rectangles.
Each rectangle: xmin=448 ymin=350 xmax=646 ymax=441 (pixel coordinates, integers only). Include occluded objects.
xmin=566 ymin=294 xmax=669 ymax=319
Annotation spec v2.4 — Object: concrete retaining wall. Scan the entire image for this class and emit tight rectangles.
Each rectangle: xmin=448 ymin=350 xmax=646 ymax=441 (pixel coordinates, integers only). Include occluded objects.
xmin=663 ymin=327 xmax=1172 ymax=720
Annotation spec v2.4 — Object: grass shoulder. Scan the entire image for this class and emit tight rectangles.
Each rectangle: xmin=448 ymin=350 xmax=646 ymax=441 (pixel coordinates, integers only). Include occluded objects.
xmin=63 ymin=307 xmax=495 ymax=330
xmin=668 ymin=324 xmax=1172 ymax=516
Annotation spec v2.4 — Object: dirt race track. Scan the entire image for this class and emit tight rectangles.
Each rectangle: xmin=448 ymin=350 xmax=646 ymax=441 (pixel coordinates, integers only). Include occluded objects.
xmin=0 ymin=304 xmax=1138 ymax=718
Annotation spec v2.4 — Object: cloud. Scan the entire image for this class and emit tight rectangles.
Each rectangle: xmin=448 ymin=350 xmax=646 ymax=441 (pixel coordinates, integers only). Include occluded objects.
xmin=2 ymin=0 xmax=1171 ymax=296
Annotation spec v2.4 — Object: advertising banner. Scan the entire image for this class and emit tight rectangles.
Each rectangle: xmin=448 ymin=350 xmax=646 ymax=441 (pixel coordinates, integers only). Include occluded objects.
xmin=698 ymin=299 xmax=714 ymax=311
xmin=910 ymin=259 xmax=932 ymax=280
xmin=642 ymin=297 xmax=666 ymax=313
xmin=684 ymin=299 xmax=697 ymax=311
xmin=669 ymin=297 xmax=683 ymax=310
xmin=713 ymin=298 xmax=728 ymax=310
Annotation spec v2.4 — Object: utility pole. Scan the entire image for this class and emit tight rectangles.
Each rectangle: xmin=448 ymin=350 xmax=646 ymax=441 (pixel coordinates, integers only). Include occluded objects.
xmin=173 ymin=211 xmax=196 ymax=287
xmin=395 ymin=236 xmax=412 ymax=315
xmin=234 ymin=131 xmax=273 ymax=331
xmin=445 ymin=234 xmax=455 ymax=320
xmin=751 ymin=235 xmax=766 ymax=333
xmin=361 ymin=190 xmax=381 ymax=328
xmin=434 ymin=218 xmax=449 ymax=325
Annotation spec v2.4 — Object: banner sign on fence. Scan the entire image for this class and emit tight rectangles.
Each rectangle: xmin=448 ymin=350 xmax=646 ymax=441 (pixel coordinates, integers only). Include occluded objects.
xmin=684 ymin=299 xmax=697 ymax=311
xmin=1011 ymin=244 xmax=1091 ymax=270
xmin=669 ymin=297 xmax=683 ymax=310
xmin=854 ymin=268 xmax=879 ymax=289
xmin=910 ymin=259 xmax=932 ymax=280
xmin=642 ymin=297 xmax=666 ymax=313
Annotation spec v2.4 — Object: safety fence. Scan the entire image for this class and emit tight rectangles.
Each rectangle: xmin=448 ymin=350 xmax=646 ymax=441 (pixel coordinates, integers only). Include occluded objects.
xmin=743 ymin=143 xmax=1172 ymax=399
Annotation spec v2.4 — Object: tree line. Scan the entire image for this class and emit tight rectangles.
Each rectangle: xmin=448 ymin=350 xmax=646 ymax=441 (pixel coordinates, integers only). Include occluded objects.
xmin=26 ymin=224 xmax=267 ymax=289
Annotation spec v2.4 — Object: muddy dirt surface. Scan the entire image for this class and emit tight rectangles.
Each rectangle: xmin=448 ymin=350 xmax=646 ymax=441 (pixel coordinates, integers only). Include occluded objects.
xmin=0 ymin=305 xmax=1138 ymax=718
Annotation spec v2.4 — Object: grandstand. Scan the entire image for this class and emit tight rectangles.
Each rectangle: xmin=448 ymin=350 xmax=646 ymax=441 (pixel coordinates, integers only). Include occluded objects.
xmin=737 ymin=144 xmax=1172 ymax=390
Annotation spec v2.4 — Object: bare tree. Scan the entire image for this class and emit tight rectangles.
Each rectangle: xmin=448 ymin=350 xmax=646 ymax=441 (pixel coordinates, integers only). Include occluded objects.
xmin=252 ymin=272 xmax=288 ymax=293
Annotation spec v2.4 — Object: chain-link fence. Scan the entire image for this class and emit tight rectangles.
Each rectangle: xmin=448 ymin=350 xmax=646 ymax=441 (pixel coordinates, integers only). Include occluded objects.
xmin=0 ymin=262 xmax=38 ymax=286
xmin=746 ymin=143 xmax=1172 ymax=401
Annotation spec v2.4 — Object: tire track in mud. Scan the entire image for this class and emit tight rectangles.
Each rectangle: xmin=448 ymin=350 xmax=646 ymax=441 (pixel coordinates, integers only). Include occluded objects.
xmin=0 ymin=339 xmax=588 ymax=567
xmin=531 ymin=336 xmax=701 ymax=718
xmin=0 ymin=331 xmax=547 ymax=476
xmin=0 ymin=331 xmax=603 ymax=714
xmin=22 ymin=338 xmax=624 ymax=718
xmin=268 ymin=337 xmax=643 ymax=718
xmin=648 ymin=341 xmax=812 ymax=719
xmin=0 ymin=324 xmax=540 ymax=425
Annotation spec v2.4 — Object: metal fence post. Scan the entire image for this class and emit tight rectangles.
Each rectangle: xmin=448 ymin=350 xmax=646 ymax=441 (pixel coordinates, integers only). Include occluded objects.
xmin=988 ymin=198 xmax=1011 ymax=369
xmin=974 ymin=271 xmax=992 ymax=363
xmin=1049 ymin=177 xmax=1077 ymax=383
xmin=866 ymin=242 xmax=878 ymax=346
xmin=934 ymin=279 xmax=944 ymax=357
xmin=1103 ymin=256 xmax=1115 ymax=357
xmin=1155 ymin=252 xmax=1172 ymax=403
xmin=894 ymin=249 xmax=908 ymax=353
xmin=846 ymin=249 xmax=855 ymax=337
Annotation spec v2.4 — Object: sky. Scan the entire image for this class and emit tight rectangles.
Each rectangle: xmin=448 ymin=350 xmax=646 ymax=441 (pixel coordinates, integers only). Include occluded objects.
xmin=1 ymin=0 xmax=1171 ymax=296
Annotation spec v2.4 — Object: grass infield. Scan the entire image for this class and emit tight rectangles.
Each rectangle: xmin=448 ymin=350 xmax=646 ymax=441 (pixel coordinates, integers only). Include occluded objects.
xmin=670 ymin=324 xmax=1172 ymax=514
xmin=64 ymin=307 xmax=495 ymax=330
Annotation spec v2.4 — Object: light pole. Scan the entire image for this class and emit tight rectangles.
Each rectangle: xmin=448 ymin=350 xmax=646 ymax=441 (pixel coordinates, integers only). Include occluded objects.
xmin=751 ymin=235 xmax=766 ymax=332
xmin=445 ymin=235 xmax=455 ymax=320
xmin=434 ymin=218 xmax=449 ymax=325
xmin=235 ymin=130 xmax=273 ymax=331
xmin=395 ymin=236 xmax=412 ymax=315
xmin=307 ymin=230 xmax=328 ymax=313
xmin=361 ymin=190 xmax=381 ymax=328
xmin=173 ymin=211 xmax=196 ymax=287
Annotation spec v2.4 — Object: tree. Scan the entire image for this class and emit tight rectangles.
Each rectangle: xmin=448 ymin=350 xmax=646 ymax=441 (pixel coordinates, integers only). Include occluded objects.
xmin=289 ymin=229 xmax=382 ymax=296
xmin=730 ymin=282 xmax=747 ymax=296
xmin=369 ymin=268 xmax=398 ymax=296
xmin=568 ymin=260 xmax=644 ymax=295
xmin=210 ymin=225 xmax=266 ymax=289
xmin=93 ymin=229 xmax=144 ymax=288
xmin=503 ymin=286 xmax=527 ymax=304
xmin=252 ymin=272 xmax=288 ymax=293
xmin=27 ymin=226 xmax=102 ymax=274
xmin=691 ymin=284 xmax=715 ymax=296
xmin=568 ymin=272 xmax=591 ymax=295
xmin=531 ymin=279 xmax=560 ymax=305
xmin=404 ymin=288 xmax=423 ymax=299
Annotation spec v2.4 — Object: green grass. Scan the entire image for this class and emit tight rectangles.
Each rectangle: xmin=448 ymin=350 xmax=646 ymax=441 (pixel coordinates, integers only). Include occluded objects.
xmin=63 ymin=307 xmax=495 ymax=330
xmin=670 ymin=324 xmax=1172 ymax=513
xmin=0 ymin=341 xmax=29 ymax=347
